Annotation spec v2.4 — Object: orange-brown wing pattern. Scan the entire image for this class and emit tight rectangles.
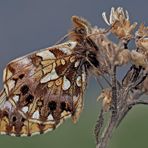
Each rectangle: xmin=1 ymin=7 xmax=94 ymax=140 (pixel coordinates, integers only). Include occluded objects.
xmin=0 ymin=41 xmax=87 ymax=136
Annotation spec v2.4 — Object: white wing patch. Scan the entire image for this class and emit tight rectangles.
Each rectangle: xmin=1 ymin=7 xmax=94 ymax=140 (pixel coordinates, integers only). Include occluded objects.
xmin=74 ymin=61 xmax=80 ymax=68
xmin=57 ymin=41 xmax=77 ymax=55
xmin=82 ymin=72 xmax=86 ymax=82
xmin=37 ymin=50 xmax=56 ymax=60
xmin=32 ymin=110 xmax=40 ymax=119
xmin=59 ymin=47 xmax=72 ymax=55
xmin=1 ymin=101 xmax=12 ymax=110
xmin=76 ymin=76 xmax=81 ymax=87
xmin=22 ymin=106 xmax=29 ymax=113
xmin=62 ymin=76 xmax=71 ymax=90
xmin=40 ymin=68 xmax=59 ymax=83
xmin=47 ymin=114 xmax=54 ymax=121
xmin=13 ymin=95 xmax=19 ymax=103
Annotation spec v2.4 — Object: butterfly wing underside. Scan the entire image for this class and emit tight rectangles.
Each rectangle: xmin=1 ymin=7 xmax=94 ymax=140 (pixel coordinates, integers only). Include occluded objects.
xmin=0 ymin=41 xmax=87 ymax=136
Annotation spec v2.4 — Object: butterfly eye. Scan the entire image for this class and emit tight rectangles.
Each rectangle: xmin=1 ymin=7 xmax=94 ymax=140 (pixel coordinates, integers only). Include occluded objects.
xmin=75 ymin=27 xmax=86 ymax=35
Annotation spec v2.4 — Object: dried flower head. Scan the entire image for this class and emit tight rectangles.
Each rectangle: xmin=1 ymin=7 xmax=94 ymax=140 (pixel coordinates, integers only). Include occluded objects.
xmin=136 ymin=23 xmax=148 ymax=38
xmin=114 ymin=49 xmax=131 ymax=66
xmin=102 ymin=7 xmax=137 ymax=40
xmin=97 ymin=88 xmax=112 ymax=112
xmin=130 ymin=50 xmax=147 ymax=68
xmin=136 ymin=24 xmax=148 ymax=52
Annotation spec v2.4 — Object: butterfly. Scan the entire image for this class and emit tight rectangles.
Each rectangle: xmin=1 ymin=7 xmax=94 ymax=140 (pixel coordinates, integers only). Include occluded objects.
xmin=0 ymin=16 xmax=100 ymax=136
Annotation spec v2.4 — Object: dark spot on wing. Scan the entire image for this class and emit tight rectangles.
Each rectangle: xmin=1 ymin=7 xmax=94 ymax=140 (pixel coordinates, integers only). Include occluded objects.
xmin=26 ymin=94 xmax=34 ymax=104
xmin=60 ymin=102 xmax=66 ymax=111
xmin=48 ymin=101 xmax=57 ymax=111
xmin=20 ymin=85 xmax=29 ymax=95
xmin=19 ymin=74 xmax=25 ymax=79
xmin=12 ymin=116 xmax=17 ymax=122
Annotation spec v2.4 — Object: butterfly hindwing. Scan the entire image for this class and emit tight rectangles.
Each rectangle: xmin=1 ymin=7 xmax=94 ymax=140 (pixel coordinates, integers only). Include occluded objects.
xmin=0 ymin=41 xmax=87 ymax=136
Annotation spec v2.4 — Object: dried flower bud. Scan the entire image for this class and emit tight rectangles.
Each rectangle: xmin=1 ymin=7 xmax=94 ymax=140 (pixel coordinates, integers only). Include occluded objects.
xmin=114 ymin=49 xmax=131 ymax=66
xmin=97 ymin=88 xmax=112 ymax=112
xmin=136 ymin=24 xmax=148 ymax=54
xmin=137 ymin=38 xmax=148 ymax=51
xmin=136 ymin=24 xmax=148 ymax=38
xmin=102 ymin=7 xmax=137 ymax=40
xmin=130 ymin=50 xmax=147 ymax=68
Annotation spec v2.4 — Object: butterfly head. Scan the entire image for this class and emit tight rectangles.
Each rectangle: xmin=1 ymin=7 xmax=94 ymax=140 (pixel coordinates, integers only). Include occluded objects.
xmin=69 ymin=16 xmax=92 ymax=42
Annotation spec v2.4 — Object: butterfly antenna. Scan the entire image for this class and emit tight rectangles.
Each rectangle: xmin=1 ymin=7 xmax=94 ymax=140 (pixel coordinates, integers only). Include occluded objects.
xmin=55 ymin=33 xmax=70 ymax=45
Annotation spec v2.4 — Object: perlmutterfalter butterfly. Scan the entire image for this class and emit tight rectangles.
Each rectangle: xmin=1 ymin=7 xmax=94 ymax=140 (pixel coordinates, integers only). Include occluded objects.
xmin=0 ymin=16 xmax=101 ymax=136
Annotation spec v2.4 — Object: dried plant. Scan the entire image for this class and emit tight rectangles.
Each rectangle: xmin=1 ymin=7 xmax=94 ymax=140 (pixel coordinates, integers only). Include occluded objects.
xmin=91 ymin=7 xmax=148 ymax=148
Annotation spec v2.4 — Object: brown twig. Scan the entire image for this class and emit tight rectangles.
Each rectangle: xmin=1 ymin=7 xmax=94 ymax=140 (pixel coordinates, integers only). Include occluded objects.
xmin=97 ymin=116 xmax=117 ymax=148
xmin=94 ymin=108 xmax=104 ymax=144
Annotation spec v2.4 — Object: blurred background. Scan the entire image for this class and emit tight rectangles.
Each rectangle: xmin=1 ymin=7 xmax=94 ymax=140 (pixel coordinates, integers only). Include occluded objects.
xmin=0 ymin=0 xmax=148 ymax=148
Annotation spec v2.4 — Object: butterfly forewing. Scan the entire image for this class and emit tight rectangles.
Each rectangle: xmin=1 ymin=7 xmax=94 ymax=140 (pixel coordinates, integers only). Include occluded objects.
xmin=0 ymin=41 xmax=87 ymax=136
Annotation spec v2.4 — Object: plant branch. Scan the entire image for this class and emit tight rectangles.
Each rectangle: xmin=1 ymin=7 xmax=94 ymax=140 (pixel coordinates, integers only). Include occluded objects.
xmin=111 ymin=66 xmax=117 ymax=116
xmin=94 ymin=6 xmax=148 ymax=148
xmin=94 ymin=109 xmax=104 ymax=144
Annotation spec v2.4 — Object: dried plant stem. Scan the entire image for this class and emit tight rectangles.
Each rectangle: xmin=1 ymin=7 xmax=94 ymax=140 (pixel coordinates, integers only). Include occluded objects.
xmin=111 ymin=66 xmax=117 ymax=116
xmin=94 ymin=109 xmax=104 ymax=144
xmin=96 ymin=65 xmax=118 ymax=148
xmin=97 ymin=116 xmax=117 ymax=148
